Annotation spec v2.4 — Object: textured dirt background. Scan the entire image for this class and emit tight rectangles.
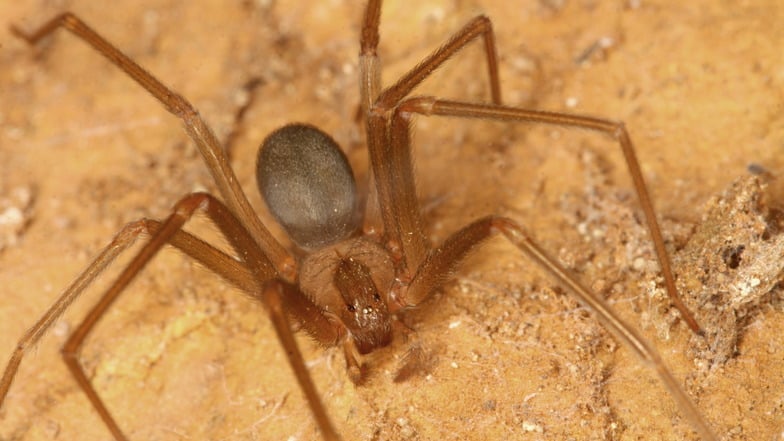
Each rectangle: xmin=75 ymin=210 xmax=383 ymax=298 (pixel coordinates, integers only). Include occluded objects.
xmin=1 ymin=0 xmax=783 ymax=440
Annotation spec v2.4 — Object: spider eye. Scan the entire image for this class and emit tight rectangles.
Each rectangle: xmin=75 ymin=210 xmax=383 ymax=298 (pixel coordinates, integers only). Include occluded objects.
xmin=347 ymin=304 xmax=357 ymax=312
xmin=373 ymin=293 xmax=381 ymax=302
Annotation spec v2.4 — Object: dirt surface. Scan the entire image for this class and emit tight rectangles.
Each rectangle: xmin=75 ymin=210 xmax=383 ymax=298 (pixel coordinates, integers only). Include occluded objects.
xmin=1 ymin=1 xmax=783 ymax=440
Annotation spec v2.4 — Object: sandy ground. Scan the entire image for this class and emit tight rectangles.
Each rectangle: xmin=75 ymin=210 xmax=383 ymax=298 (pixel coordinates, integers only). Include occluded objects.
xmin=1 ymin=0 xmax=783 ymax=440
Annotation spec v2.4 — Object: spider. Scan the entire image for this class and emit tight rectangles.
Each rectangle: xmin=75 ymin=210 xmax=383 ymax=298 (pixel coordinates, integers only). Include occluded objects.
xmin=0 ymin=1 xmax=719 ymax=440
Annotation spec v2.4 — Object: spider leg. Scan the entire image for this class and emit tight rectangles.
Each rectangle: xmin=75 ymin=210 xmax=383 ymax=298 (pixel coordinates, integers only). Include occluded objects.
xmin=359 ymin=0 xmax=502 ymax=115
xmin=11 ymin=14 xmax=295 ymax=279
xmin=32 ymin=193 xmax=340 ymax=441
xmin=355 ymin=1 xmax=700 ymax=334
xmin=377 ymin=95 xmax=714 ymax=438
xmin=10 ymin=13 xmax=351 ymax=440
xmin=360 ymin=0 xmax=502 ymax=269
xmin=0 ymin=221 xmax=148 ymax=410
xmin=397 ymin=216 xmax=717 ymax=441
xmin=0 ymin=219 xmax=269 ymax=416
xmin=391 ymin=96 xmax=703 ymax=334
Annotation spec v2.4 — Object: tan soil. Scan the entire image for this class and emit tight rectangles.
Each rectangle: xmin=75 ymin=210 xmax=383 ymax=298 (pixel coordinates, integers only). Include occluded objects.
xmin=1 ymin=1 xmax=783 ymax=440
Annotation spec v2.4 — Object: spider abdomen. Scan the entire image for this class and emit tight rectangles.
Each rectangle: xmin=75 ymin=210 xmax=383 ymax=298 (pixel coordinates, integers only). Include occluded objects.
xmin=257 ymin=124 xmax=359 ymax=250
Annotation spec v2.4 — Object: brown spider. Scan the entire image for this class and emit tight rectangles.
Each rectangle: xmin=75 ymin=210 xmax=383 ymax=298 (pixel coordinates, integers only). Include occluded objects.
xmin=0 ymin=1 xmax=719 ymax=440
